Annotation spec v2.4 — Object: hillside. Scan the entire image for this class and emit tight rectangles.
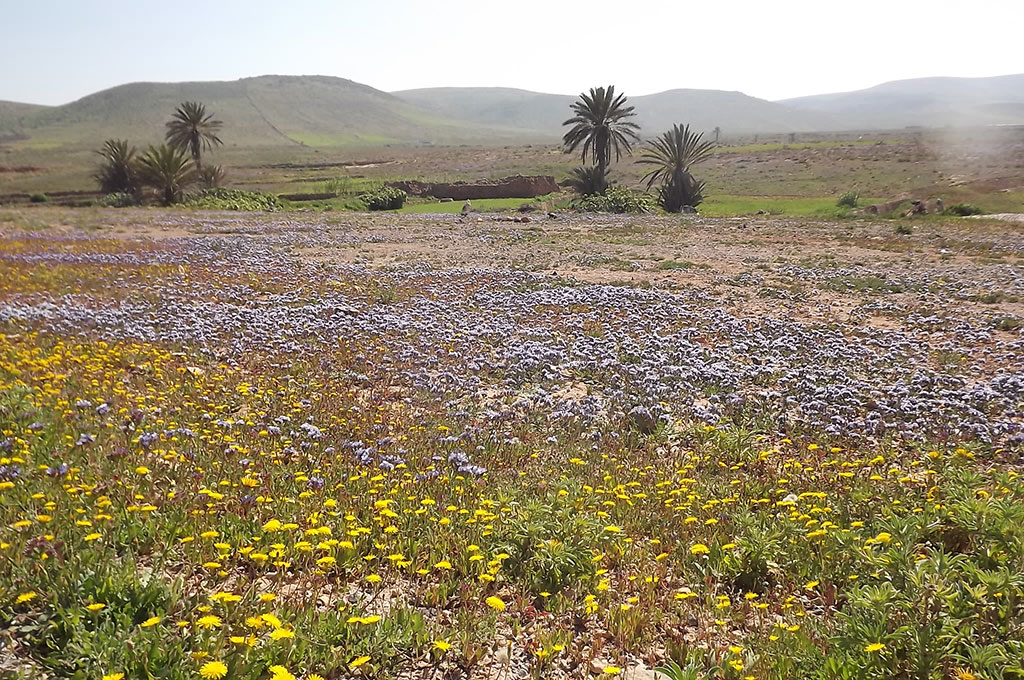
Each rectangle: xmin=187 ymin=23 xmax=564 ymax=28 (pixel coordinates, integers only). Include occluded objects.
xmin=395 ymin=87 xmax=837 ymax=135
xmin=0 ymin=100 xmax=51 ymax=140
xmin=0 ymin=75 xmax=536 ymax=149
xmin=3 ymin=73 xmax=1023 ymax=154
xmin=780 ymin=73 xmax=1024 ymax=128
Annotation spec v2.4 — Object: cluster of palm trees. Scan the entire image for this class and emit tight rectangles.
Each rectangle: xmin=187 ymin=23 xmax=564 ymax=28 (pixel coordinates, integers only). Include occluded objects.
xmin=563 ymin=85 xmax=715 ymax=212
xmin=94 ymin=102 xmax=224 ymax=205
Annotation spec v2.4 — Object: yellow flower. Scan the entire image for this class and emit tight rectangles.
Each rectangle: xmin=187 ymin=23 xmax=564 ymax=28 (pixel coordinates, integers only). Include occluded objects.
xmin=349 ymin=656 xmax=370 ymax=670
xmin=269 ymin=628 xmax=295 ymax=640
xmin=196 ymin=615 xmax=222 ymax=629
xmin=603 ymin=667 xmax=622 ymax=675
xmin=306 ymin=675 xmax=324 ymax=680
xmin=15 ymin=592 xmax=37 ymax=604
xmin=433 ymin=640 xmax=451 ymax=652
xmin=136 ymin=466 xmax=150 ymax=475
xmin=86 ymin=603 xmax=106 ymax=611
xmin=268 ymin=666 xmax=295 ymax=680
xmin=84 ymin=532 xmax=102 ymax=541
xmin=604 ymin=525 xmax=622 ymax=533
xmin=434 ymin=560 xmax=452 ymax=569
xmin=690 ymin=543 xmax=710 ymax=555
xmin=864 ymin=642 xmax=886 ymax=653
xmin=485 ymin=595 xmax=505 ymax=611
xmin=140 ymin=616 xmax=161 ymax=627
xmin=103 ymin=674 xmax=125 ymax=680
xmin=262 ymin=519 xmax=282 ymax=532
xmin=200 ymin=661 xmax=228 ymax=680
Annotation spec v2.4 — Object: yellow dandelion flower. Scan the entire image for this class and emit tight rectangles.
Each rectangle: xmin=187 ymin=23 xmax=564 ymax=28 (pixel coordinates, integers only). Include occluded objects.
xmin=269 ymin=628 xmax=295 ymax=640
xmin=349 ymin=656 xmax=370 ymax=670
xmin=15 ymin=592 xmax=37 ymax=604
xmin=140 ymin=616 xmax=161 ymax=627
xmin=690 ymin=543 xmax=710 ymax=555
xmin=196 ymin=615 xmax=222 ymax=629
xmin=200 ymin=661 xmax=228 ymax=680
xmin=485 ymin=595 xmax=506 ymax=611
xmin=864 ymin=642 xmax=886 ymax=653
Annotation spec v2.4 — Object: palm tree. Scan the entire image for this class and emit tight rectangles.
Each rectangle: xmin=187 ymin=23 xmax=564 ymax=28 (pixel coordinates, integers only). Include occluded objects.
xmin=198 ymin=164 xmax=227 ymax=189
xmin=566 ymin=165 xmax=608 ymax=196
xmin=165 ymin=101 xmax=223 ymax=171
xmin=93 ymin=139 xmax=138 ymax=194
xmin=562 ymin=86 xmax=640 ymax=194
xmin=136 ymin=144 xmax=197 ymax=205
xmin=638 ymin=124 xmax=715 ymax=212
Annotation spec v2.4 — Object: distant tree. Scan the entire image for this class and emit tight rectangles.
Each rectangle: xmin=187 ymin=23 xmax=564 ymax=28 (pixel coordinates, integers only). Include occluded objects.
xmin=638 ymin=123 xmax=715 ymax=212
xmin=165 ymin=101 xmax=223 ymax=171
xmin=566 ymin=165 xmax=608 ymax=196
xmin=93 ymin=139 xmax=138 ymax=194
xmin=136 ymin=144 xmax=197 ymax=205
xmin=562 ymin=86 xmax=640 ymax=194
xmin=198 ymin=164 xmax=227 ymax=189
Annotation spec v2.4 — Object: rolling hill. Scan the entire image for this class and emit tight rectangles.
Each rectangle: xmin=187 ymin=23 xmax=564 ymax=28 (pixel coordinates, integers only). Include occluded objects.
xmin=2 ymin=74 xmax=1023 ymax=154
xmin=395 ymin=87 xmax=837 ymax=135
xmin=780 ymin=74 xmax=1024 ymax=129
xmin=0 ymin=75 xmax=536 ymax=149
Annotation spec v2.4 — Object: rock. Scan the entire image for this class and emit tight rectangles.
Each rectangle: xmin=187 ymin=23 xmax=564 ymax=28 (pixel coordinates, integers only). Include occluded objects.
xmin=439 ymin=197 xmax=453 ymax=203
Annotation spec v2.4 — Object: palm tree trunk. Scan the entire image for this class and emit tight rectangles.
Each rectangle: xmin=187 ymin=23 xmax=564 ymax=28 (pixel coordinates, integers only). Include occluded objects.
xmin=192 ymin=134 xmax=202 ymax=172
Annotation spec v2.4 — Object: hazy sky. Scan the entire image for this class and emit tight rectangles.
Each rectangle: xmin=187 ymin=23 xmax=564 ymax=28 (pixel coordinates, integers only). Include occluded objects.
xmin=3 ymin=0 xmax=1021 ymax=106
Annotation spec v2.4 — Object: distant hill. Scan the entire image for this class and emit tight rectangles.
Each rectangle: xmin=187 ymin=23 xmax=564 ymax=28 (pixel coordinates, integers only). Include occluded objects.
xmin=394 ymin=87 xmax=836 ymax=135
xmin=780 ymin=74 xmax=1024 ymax=128
xmin=0 ymin=75 xmax=535 ymax=149
xmin=2 ymin=74 xmax=1023 ymax=152
xmin=0 ymin=100 xmax=51 ymax=140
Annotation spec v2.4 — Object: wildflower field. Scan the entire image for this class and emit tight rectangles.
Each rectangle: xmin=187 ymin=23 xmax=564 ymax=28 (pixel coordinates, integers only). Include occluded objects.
xmin=0 ymin=208 xmax=1022 ymax=680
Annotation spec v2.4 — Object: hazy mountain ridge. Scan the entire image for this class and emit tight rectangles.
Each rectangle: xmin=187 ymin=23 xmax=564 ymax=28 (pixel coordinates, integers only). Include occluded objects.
xmin=1 ymin=73 xmax=1022 ymax=150
xmin=780 ymin=74 xmax=1024 ymax=128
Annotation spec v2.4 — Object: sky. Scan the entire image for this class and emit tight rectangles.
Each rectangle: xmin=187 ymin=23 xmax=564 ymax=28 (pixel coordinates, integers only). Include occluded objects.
xmin=2 ymin=0 xmax=1022 ymax=106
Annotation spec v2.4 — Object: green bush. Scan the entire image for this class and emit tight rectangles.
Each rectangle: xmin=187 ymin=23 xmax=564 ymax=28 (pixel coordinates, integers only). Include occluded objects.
xmin=943 ymin=203 xmax=984 ymax=216
xmin=29 ymin=193 xmax=49 ymax=203
xmin=836 ymin=191 xmax=859 ymax=208
xmin=97 ymin=192 xmax=140 ymax=208
xmin=574 ymin=187 xmax=654 ymax=214
xmin=360 ymin=186 xmax=407 ymax=211
xmin=180 ymin=188 xmax=280 ymax=211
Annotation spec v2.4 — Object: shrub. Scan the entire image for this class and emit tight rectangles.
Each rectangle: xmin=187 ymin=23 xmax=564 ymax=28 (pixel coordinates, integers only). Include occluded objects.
xmin=894 ymin=223 xmax=913 ymax=235
xmin=944 ymin=203 xmax=984 ymax=216
xmin=836 ymin=191 xmax=859 ymax=208
xmin=181 ymin=188 xmax=280 ymax=211
xmin=29 ymin=193 xmax=48 ymax=203
xmin=361 ymin=186 xmax=407 ymax=211
xmin=97 ymin=192 xmax=140 ymax=208
xmin=574 ymin=187 xmax=653 ymax=214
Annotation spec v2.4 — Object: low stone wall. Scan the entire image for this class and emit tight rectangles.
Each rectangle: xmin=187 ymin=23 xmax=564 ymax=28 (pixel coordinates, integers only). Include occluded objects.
xmin=391 ymin=175 xmax=559 ymax=200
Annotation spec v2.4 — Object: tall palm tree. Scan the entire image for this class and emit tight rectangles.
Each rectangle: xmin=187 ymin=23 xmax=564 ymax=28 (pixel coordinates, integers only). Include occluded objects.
xmin=136 ymin=144 xmax=197 ymax=205
xmin=562 ymin=86 xmax=640 ymax=194
xmin=93 ymin=139 xmax=138 ymax=194
xmin=165 ymin=101 xmax=223 ymax=171
xmin=638 ymin=124 xmax=715 ymax=212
